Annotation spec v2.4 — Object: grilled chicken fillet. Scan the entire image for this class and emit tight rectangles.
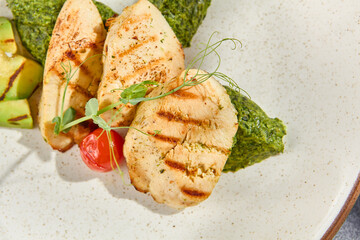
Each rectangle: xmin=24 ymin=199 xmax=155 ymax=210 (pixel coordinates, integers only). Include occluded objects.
xmin=97 ymin=0 xmax=185 ymax=127
xmin=124 ymin=69 xmax=238 ymax=208
xmin=39 ymin=0 xmax=106 ymax=151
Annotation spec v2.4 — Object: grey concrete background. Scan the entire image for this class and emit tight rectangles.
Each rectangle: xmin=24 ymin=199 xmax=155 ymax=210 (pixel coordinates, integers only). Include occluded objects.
xmin=333 ymin=197 xmax=360 ymax=240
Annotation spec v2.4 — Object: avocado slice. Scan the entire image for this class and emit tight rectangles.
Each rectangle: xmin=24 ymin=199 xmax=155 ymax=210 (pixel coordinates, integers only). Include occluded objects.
xmin=0 ymin=99 xmax=33 ymax=129
xmin=0 ymin=17 xmax=17 ymax=54
xmin=0 ymin=49 xmax=43 ymax=101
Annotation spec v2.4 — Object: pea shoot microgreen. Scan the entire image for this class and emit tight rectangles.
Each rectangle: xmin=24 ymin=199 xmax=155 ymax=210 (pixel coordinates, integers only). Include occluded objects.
xmin=52 ymin=54 xmax=105 ymax=134
xmin=52 ymin=33 xmax=246 ymax=175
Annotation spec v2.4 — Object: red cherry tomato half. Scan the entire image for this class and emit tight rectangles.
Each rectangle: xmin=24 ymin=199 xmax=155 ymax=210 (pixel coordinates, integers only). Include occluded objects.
xmin=79 ymin=128 xmax=124 ymax=172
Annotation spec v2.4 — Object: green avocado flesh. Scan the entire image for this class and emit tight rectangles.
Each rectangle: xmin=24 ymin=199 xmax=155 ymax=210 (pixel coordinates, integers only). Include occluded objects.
xmin=0 ymin=99 xmax=33 ymax=129
xmin=0 ymin=49 xmax=43 ymax=101
xmin=6 ymin=0 xmax=116 ymax=65
xmin=149 ymin=0 xmax=211 ymax=47
xmin=223 ymin=86 xmax=287 ymax=172
xmin=0 ymin=17 xmax=17 ymax=54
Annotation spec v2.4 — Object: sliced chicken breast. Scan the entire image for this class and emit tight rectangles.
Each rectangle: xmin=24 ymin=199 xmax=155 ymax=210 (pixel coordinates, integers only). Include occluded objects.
xmin=124 ymin=69 xmax=238 ymax=208
xmin=97 ymin=0 xmax=185 ymax=127
xmin=39 ymin=0 xmax=106 ymax=151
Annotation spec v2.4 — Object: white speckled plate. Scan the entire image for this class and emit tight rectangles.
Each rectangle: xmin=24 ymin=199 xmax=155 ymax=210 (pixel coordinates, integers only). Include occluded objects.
xmin=1 ymin=0 xmax=360 ymax=239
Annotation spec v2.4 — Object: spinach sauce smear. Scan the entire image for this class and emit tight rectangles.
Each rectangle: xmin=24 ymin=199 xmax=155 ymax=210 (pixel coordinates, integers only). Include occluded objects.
xmin=149 ymin=0 xmax=211 ymax=47
xmin=7 ymin=0 xmax=284 ymax=173
xmin=7 ymin=0 xmax=211 ymax=63
xmin=6 ymin=0 xmax=116 ymax=65
xmin=223 ymin=86 xmax=287 ymax=172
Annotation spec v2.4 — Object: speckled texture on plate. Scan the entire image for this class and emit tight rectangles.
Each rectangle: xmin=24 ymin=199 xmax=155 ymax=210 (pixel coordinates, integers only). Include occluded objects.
xmin=0 ymin=0 xmax=360 ymax=239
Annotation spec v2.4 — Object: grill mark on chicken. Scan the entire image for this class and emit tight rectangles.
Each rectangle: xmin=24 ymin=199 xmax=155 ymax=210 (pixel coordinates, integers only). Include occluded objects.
xmin=52 ymin=68 xmax=66 ymax=80
xmin=51 ymin=68 xmax=94 ymax=99
xmin=65 ymin=49 xmax=76 ymax=60
xmin=39 ymin=0 xmax=106 ymax=152
xmin=181 ymin=188 xmax=210 ymax=198
xmin=165 ymin=159 xmax=186 ymax=172
xmin=67 ymin=82 xmax=93 ymax=99
xmin=49 ymin=47 xmax=99 ymax=85
xmin=116 ymin=36 xmax=157 ymax=59
xmin=172 ymin=89 xmax=200 ymax=99
xmin=72 ymin=104 xmax=86 ymax=117
xmin=122 ymin=58 xmax=166 ymax=83
xmin=51 ymin=48 xmax=101 ymax=95
xmin=156 ymin=111 xmax=209 ymax=126
xmin=64 ymin=49 xmax=93 ymax=77
xmin=147 ymin=131 xmax=180 ymax=144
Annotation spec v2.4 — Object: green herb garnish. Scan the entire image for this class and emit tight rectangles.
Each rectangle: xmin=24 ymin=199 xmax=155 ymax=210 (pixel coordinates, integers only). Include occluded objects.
xmin=52 ymin=55 xmax=104 ymax=135
xmin=53 ymin=33 xmax=245 ymax=175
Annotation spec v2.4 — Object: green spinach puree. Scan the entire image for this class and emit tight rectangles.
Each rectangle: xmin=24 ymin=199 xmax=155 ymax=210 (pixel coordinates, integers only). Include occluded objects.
xmin=6 ymin=0 xmax=116 ymax=65
xmin=7 ymin=0 xmax=210 ymax=64
xmin=7 ymin=0 xmax=285 ymax=173
xmin=223 ymin=86 xmax=287 ymax=172
xmin=149 ymin=0 xmax=211 ymax=47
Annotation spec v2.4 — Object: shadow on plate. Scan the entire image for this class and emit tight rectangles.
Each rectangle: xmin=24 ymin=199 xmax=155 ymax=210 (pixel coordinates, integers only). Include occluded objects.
xmin=3 ymin=88 xmax=180 ymax=215
xmin=4 ymin=127 xmax=180 ymax=215
xmin=0 ymin=126 xmax=52 ymax=185
xmin=54 ymin=147 xmax=180 ymax=215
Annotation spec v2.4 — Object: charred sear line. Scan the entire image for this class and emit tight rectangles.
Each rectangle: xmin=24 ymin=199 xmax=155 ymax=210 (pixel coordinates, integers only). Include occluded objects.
xmin=8 ymin=114 xmax=29 ymax=122
xmin=0 ymin=63 xmax=25 ymax=101
xmin=53 ymin=68 xmax=66 ymax=80
xmin=116 ymin=36 xmax=156 ymax=59
xmin=50 ymin=47 xmax=99 ymax=84
xmin=172 ymin=89 xmax=200 ymax=99
xmin=67 ymin=82 xmax=93 ymax=99
xmin=64 ymin=50 xmax=92 ymax=77
xmin=122 ymin=58 xmax=165 ymax=82
xmin=65 ymin=49 xmax=76 ymax=60
xmin=52 ymin=68 xmax=94 ymax=99
xmin=181 ymin=188 xmax=209 ymax=198
xmin=147 ymin=131 xmax=180 ymax=144
xmin=165 ymin=159 xmax=186 ymax=172
xmin=73 ymin=106 xmax=86 ymax=119
xmin=51 ymin=57 xmax=97 ymax=98
xmin=157 ymin=111 xmax=209 ymax=126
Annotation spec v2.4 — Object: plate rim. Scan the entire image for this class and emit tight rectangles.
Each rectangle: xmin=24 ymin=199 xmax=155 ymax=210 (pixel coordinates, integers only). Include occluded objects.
xmin=1 ymin=0 xmax=360 ymax=238
xmin=321 ymin=173 xmax=360 ymax=239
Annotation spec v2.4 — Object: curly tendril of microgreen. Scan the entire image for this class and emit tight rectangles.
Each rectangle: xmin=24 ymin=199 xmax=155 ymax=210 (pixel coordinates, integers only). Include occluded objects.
xmin=53 ymin=54 xmax=106 ymax=134
xmin=53 ymin=33 xmax=247 ymax=176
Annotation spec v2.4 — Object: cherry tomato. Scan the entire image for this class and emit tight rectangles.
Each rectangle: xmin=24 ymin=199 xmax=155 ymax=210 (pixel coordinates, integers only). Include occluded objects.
xmin=79 ymin=128 xmax=124 ymax=172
